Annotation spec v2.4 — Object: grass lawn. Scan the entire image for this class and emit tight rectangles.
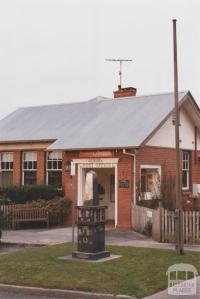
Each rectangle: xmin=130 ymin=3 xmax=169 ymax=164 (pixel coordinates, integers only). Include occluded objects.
xmin=0 ymin=243 xmax=199 ymax=298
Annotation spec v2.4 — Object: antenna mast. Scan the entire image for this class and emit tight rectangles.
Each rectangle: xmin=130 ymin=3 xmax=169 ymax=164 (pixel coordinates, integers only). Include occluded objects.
xmin=106 ymin=58 xmax=132 ymax=88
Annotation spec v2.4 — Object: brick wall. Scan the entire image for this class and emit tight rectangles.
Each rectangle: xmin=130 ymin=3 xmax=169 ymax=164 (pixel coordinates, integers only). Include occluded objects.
xmin=136 ymin=146 xmax=177 ymax=181
xmin=13 ymin=151 xmax=21 ymax=185
xmin=136 ymin=146 xmax=200 ymax=209
xmin=61 ymin=150 xmax=134 ymax=229
xmin=37 ymin=150 xmax=46 ymax=184
xmin=62 ymin=151 xmax=79 ymax=225
xmin=5 ymin=145 xmax=200 ymax=228
xmin=117 ymin=152 xmax=133 ymax=229
xmin=13 ymin=150 xmax=46 ymax=186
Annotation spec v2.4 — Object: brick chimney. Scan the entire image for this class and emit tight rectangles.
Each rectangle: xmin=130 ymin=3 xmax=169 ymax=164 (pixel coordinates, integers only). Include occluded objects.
xmin=113 ymin=86 xmax=137 ymax=99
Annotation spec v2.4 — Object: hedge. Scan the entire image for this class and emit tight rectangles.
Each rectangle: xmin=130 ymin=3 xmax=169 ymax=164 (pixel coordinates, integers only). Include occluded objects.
xmin=0 ymin=185 xmax=64 ymax=204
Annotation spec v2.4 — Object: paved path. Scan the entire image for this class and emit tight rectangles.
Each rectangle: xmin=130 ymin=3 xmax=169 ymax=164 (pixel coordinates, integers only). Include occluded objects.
xmin=1 ymin=227 xmax=73 ymax=245
xmin=143 ymin=276 xmax=200 ymax=299
xmin=106 ymin=229 xmax=200 ymax=252
xmin=2 ymin=227 xmax=200 ymax=252
xmin=0 ymin=291 xmax=60 ymax=299
xmin=2 ymin=227 xmax=148 ymax=245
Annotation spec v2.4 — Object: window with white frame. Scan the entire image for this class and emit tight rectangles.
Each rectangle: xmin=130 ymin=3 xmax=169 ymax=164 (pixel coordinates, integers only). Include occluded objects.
xmin=140 ymin=165 xmax=161 ymax=200
xmin=22 ymin=152 xmax=37 ymax=185
xmin=182 ymin=151 xmax=190 ymax=190
xmin=46 ymin=151 xmax=62 ymax=189
xmin=0 ymin=152 xmax=13 ymax=187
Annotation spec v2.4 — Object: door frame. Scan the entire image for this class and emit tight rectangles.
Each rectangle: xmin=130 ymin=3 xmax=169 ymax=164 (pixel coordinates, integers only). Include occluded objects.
xmin=72 ymin=158 xmax=119 ymax=227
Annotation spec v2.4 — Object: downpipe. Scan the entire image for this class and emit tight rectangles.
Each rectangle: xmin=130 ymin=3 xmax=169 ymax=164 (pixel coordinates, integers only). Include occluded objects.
xmin=122 ymin=149 xmax=136 ymax=206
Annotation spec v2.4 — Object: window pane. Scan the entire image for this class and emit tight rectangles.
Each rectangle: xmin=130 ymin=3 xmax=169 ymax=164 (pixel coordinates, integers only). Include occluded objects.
xmin=23 ymin=152 xmax=30 ymax=161
xmin=48 ymin=151 xmax=62 ymax=160
xmin=28 ymin=161 xmax=32 ymax=169
xmin=2 ymin=152 xmax=13 ymax=162
xmin=48 ymin=171 xmax=62 ymax=188
xmin=24 ymin=171 xmax=37 ymax=185
xmin=141 ymin=167 xmax=160 ymax=195
xmin=141 ymin=175 xmax=146 ymax=192
xmin=58 ymin=152 xmax=62 ymax=159
xmin=32 ymin=152 xmax=37 ymax=161
xmin=182 ymin=151 xmax=190 ymax=189
xmin=58 ymin=161 xmax=62 ymax=170
xmin=147 ymin=174 xmax=153 ymax=192
xmin=47 ymin=151 xmax=62 ymax=171
xmin=23 ymin=152 xmax=37 ymax=161
xmin=53 ymin=161 xmax=57 ymax=169
xmin=47 ymin=161 xmax=52 ymax=170
xmin=5 ymin=162 xmax=10 ymax=169
xmin=182 ymin=170 xmax=188 ymax=188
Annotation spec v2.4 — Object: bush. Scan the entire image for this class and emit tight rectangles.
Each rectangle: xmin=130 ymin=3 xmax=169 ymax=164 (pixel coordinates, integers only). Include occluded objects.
xmin=0 ymin=197 xmax=10 ymax=205
xmin=136 ymin=174 xmax=176 ymax=211
xmin=32 ymin=197 xmax=71 ymax=216
xmin=0 ymin=185 xmax=63 ymax=204
xmin=137 ymin=198 xmax=159 ymax=209
xmin=0 ymin=210 xmax=7 ymax=240
xmin=142 ymin=221 xmax=152 ymax=237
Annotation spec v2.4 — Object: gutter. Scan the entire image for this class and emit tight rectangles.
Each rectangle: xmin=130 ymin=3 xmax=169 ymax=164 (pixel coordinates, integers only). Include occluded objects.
xmin=122 ymin=149 xmax=136 ymax=206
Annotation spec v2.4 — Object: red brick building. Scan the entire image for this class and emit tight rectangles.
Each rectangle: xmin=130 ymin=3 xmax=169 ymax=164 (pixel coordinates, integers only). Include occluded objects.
xmin=0 ymin=88 xmax=200 ymax=228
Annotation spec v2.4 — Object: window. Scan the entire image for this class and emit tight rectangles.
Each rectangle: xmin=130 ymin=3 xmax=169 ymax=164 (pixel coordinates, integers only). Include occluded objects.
xmin=182 ymin=151 xmax=190 ymax=190
xmin=22 ymin=152 xmax=37 ymax=185
xmin=46 ymin=151 xmax=62 ymax=189
xmin=140 ymin=165 xmax=161 ymax=200
xmin=0 ymin=152 xmax=13 ymax=187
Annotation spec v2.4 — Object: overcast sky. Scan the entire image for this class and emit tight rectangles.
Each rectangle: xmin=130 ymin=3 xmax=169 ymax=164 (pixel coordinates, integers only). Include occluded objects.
xmin=0 ymin=0 xmax=199 ymax=119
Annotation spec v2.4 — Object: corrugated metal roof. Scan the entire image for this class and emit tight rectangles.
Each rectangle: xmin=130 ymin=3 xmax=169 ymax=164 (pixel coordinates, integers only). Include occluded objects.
xmin=0 ymin=91 xmax=189 ymax=150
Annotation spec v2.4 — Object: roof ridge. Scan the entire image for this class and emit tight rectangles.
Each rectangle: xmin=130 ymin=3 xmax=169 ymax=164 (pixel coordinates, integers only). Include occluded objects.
xmin=110 ymin=90 xmax=188 ymax=101
xmin=16 ymin=96 xmax=113 ymax=110
xmin=11 ymin=91 xmax=189 ymax=111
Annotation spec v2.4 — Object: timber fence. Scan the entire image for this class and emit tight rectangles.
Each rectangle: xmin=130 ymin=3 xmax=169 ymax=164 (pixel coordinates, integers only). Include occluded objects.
xmin=132 ymin=204 xmax=200 ymax=244
xmin=0 ymin=203 xmax=64 ymax=229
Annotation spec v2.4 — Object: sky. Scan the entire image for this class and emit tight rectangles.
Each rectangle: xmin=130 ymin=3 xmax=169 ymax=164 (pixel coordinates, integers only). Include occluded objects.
xmin=0 ymin=0 xmax=200 ymax=119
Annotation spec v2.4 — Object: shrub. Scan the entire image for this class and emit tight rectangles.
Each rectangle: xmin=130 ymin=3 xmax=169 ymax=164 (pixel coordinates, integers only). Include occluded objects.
xmin=159 ymin=175 xmax=176 ymax=210
xmin=0 ymin=210 xmax=7 ymax=227
xmin=136 ymin=174 xmax=176 ymax=211
xmin=137 ymin=198 xmax=159 ymax=209
xmin=32 ymin=197 xmax=71 ymax=216
xmin=0 ymin=197 xmax=10 ymax=205
xmin=142 ymin=221 xmax=152 ymax=237
xmin=0 ymin=185 xmax=63 ymax=204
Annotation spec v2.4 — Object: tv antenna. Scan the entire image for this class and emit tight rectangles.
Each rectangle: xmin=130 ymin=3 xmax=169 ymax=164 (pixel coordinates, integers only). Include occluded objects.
xmin=106 ymin=58 xmax=132 ymax=88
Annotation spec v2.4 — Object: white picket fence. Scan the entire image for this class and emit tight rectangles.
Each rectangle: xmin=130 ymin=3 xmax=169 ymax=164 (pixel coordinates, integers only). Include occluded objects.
xmin=161 ymin=209 xmax=200 ymax=243
xmin=132 ymin=205 xmax=200 ymax=244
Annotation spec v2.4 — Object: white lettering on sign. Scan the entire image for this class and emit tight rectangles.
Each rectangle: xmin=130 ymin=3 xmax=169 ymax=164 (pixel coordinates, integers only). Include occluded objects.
xmin=79 ymin=151 xmax=113 ymax=158
xmin=86 ymin=158 xmax=103 ymax=163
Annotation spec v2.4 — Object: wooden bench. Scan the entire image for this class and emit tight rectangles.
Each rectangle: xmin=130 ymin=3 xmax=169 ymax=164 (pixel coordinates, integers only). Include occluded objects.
xmin=12 ymin=204 xmax=49 ymax=229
